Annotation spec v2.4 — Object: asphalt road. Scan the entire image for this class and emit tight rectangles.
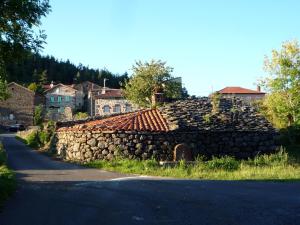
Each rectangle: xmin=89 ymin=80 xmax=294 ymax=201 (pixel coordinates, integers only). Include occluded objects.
xmin=0 ymin=134 xmax=300 ymax=225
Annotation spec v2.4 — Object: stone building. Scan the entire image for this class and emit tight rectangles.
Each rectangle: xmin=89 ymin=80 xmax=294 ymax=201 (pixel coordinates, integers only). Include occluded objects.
xmin=89 ymin=88 xmax=135 ymax=116
xmin=217 ymin=86 xmax=265 ymax=102
xmin=0 ymin=82 xmax=44 ymax=126
xmin=44 ymin=83 xmax=84 ymax=121
xmin=55 ymin=98 xmax=277 ymax=162
xmin=73 ymin=81 xmax=101 ymax=112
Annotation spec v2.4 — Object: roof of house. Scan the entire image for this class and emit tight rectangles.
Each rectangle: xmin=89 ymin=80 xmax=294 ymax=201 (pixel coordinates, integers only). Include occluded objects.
xmin=44 ymin=83 xmax=77 ymax=93
xmin=91 ymin=88 xmax=123 ymax=99
xmin=218 ymin=87 xmax=265 ymax=94
xmin=57 ymin=109 xmax=169 ymax=132
xmin=8 ymin=82 xmax=35 ymax=94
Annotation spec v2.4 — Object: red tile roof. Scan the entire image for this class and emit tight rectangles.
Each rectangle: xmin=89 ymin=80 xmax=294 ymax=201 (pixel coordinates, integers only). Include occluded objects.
xmin=218 ymin=87 xmax=265 ymax=94
xmin=57 ymin=109 xmax=169 ymax=132
xmin=92 ymin=88 xmax=123 ymax=99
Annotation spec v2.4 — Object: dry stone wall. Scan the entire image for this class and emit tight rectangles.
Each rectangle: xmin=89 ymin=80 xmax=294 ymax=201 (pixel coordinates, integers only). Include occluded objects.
xmin=55 ymin=130 xmax=277 ymax=162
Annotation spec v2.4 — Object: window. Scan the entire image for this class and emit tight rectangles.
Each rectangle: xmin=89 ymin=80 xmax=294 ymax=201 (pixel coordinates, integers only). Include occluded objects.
xmin=125 ymin=104 xmax=132 ymax=112
xmin=103 ymin=105 xmax=110 ymax=113
xmin=114 ymin=104 xmax=121 ymax=113
xmin=58 ymin=96 xmax=62 ymax=102
xmin=50 ymin=96 xmax=55 ymax=102
xmin=65 ymin=96 xmax=70 ymax=102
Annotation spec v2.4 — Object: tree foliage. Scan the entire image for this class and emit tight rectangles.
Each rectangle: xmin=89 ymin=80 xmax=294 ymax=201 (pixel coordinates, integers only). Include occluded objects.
xmin=5 ymin=52 xmax=128 ymax=88
xmin=0 ymin=0 xmax=51 ymax=64
xmin=261 ymin=40 xmax=300 ymax=128
xmin=0 ymin=0 xmax=50 ymax=100
xmin=122 ymin=60 xmax=182 ymax=108
xmin=33 ymin=105 xmax=43 ymax=126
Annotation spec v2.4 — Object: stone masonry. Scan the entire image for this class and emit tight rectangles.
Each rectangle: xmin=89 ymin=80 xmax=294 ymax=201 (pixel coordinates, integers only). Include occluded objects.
xmin=54 ymin=98 xmax=278 ymax=162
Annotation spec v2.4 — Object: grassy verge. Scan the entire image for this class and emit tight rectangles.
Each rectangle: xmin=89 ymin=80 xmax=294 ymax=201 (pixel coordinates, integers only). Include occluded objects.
xmin=0 ymin=143 xmax=16 ymax=208
xmin=85 ymin=147 xmax=300 ymax=181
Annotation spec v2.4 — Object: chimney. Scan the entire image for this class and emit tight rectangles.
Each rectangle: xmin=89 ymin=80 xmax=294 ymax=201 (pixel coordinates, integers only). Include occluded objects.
xmin=50 ymin=81 xmax=54 ymax=89
xmin=102 ymin=78 xmax=108 ymax=94
xmin=257 ymin=85 xmax=261 ymax=92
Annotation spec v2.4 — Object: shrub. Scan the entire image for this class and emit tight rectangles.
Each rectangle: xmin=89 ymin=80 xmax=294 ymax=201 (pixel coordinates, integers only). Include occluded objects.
xmin=26 ymin=131 xmax=39 ymax=148
xmin=34 ymin=105 xmax=44 ymax=126
xmin=250 ymin=149 xmax=288 ymax=167
xmin=0 ymin=143 xmax=6 ymax=166
xmin=38 ymin=130 xmax=50 ymax=145
xmin=205 ymin=156 xmax=240 ymax=171
xmin=74 ymin=112 xmax=89 ymax=120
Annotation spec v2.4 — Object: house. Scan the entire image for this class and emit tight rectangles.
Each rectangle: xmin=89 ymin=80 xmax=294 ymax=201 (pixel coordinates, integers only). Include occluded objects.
xmin=89 ymin=87 xmax=135 ymax=116
xmin=217 ymin=86 xmax=265 ymax=102
xmin=44 ymin=83 xmax=84 ymax=121
xmin=0 ymin=82 xmax=44 ymax=126
xmin=73 ymin=81 xmax=101 ymax=112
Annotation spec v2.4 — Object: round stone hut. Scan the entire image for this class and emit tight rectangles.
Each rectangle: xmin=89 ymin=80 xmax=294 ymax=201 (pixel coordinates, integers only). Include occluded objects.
xmin=55 ymin=98 xmax=277 ymax=162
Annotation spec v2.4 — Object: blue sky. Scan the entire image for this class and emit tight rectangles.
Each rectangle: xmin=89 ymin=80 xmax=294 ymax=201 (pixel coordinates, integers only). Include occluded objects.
xmin=41 ymin=0 xmax=300 ymax=96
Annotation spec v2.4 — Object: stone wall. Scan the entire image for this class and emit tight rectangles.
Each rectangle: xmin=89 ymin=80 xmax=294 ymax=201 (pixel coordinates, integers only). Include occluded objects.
xmin=0 ymin=83 xmax=44 ymax=126
xmin=54 ymin=130 xmax=278 ymax=162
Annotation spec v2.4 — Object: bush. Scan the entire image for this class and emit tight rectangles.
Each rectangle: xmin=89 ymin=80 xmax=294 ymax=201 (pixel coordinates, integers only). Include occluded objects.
xmin=205 ymin=156 xmax=240 ymax=171
xmin=248 ymin=149 xmax=288 ymax=167
xmin=26 ymin=131 xmax=39 ymax=148
xmin=0 ymin=143 xmax=6 ymax=166
xmin=38 ymin=130 xmax=51 ymax=145
xmin=74 ymin=112 xmax=89 ymax=120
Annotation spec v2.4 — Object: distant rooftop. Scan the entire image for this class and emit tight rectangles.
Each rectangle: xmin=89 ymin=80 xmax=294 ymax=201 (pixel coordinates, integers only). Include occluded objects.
xmin=218 ymin=86 xmax=265 ymax=94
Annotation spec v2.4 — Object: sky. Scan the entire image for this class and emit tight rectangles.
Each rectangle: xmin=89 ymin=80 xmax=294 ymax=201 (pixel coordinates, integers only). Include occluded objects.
xmin=40 ymin=0 xmax=300 ymax=96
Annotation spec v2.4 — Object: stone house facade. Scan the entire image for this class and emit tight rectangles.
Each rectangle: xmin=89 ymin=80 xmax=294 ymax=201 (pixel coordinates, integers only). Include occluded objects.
xmin=44 ymin=83 xmax=84 ymax=121
xmin=218 ymin=86 xmax=265 ymax=102
xmin=73 ymin=81 xmax=101 ymax=112
xmin=89 ymin=88 xmax=135 ymax=116
xmin=0 ymin=82 xmax=44 ymax=126
xmin=55 ymin=98 xmax=277 ymax=162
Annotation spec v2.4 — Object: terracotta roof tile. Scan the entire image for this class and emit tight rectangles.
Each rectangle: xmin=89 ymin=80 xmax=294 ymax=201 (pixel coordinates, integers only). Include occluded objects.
xmin=57 ymin=109 xmax=169 ymax=132
xmin=218 ymin=87 xmax=265 ymax=94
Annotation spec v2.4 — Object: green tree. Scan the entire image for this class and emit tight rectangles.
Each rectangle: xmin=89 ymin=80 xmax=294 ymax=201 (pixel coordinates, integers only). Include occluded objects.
xmin=123 ymin=60 xmax=182 ymax=108
xmin=0 ymin=58 xmax=10 ymax=101
xmin=261 ymin=40 xmax=300 ymax=128
xmin=33 ymin=105 xmax=44 ymax=126
xmin=28 ymin=82 xmax=38 ymax=92
xmin=0 ymin=0 xmax=50 ymax=100
xmin=0 ymin=0 xmax=51 ymax=63
xmin=39 ymin=70 xmax=48 ymax=84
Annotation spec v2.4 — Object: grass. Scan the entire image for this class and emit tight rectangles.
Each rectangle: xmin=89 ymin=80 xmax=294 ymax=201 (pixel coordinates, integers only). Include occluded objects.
xmin=85 ymin=147 xmax=300 ymax=181
xmin=0 ymin=143 xmax=16 ymax=208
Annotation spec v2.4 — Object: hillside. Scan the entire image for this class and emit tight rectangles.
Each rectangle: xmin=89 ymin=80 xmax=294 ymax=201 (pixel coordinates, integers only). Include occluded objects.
xmin=5 ymin=53 xmax=128 ymax=88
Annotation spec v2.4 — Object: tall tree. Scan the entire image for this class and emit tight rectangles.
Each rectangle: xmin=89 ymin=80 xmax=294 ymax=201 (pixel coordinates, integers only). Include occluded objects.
xmin=261 ymin=40 xmax=300 ymax=128
xmin=0 ymin=0 xmax=50 ymax=99
xmin=0 ymin=0 xmax=51 ymax=63
xmin=122 ymin=60 xmax=182 ymax=108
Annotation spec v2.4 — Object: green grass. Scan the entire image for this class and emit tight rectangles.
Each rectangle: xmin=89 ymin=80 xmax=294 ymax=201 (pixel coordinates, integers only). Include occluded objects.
xmin=85 ymin=147 xmax=300 ymax=181
xmin=0 ymin=143 xmax=16 ymax=208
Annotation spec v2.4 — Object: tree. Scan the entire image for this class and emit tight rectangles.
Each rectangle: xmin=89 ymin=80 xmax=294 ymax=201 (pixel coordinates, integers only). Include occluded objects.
xmin=33 ymin=105 xmax=44 ymax=126
xmin=0 ymin=0 xmax=51 ymax=64
xmin=28 ymin=82 xmax=38 ymax=92
xmin=122 ymin=60 xmax=182 ymax=108
xmin=261 ymin=40 xmax=300 ymax=128
xmin=0 ymin=58 xmax=9 ymax=101
xmin=0 ymin=0 xmax=50 ymax=100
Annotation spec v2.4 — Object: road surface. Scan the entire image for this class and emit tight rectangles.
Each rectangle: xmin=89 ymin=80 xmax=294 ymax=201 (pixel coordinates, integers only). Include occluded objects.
xmin=0 ymin=134 xmax=299 ymax=225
